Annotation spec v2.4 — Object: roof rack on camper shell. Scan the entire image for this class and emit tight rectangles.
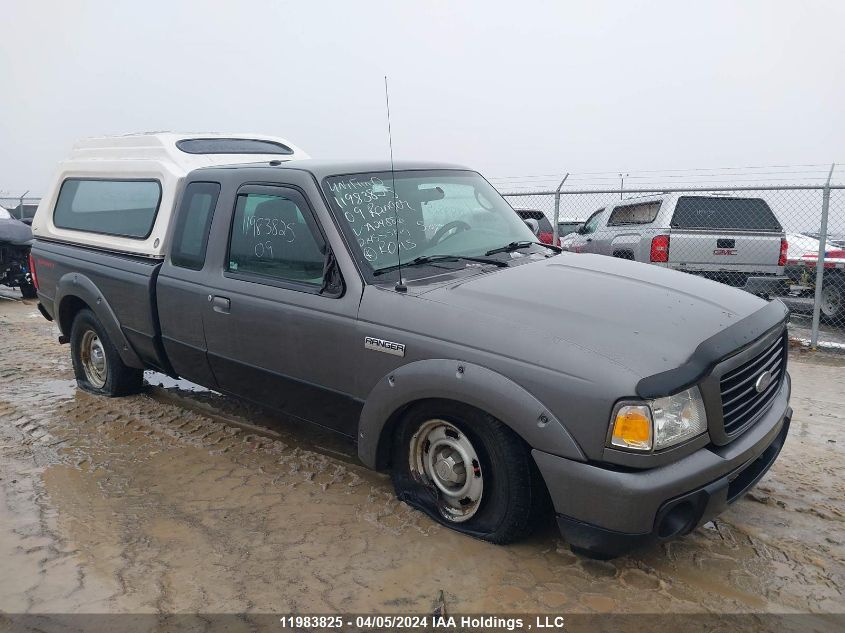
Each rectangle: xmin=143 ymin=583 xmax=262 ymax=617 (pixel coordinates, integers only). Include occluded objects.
xmin=31 ymin=133 xmax=309 ymax=258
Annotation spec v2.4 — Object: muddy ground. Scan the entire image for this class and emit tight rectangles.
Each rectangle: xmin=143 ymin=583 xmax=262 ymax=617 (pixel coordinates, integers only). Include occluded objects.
xmin=0 ymin=289 xmax=843 ymax=625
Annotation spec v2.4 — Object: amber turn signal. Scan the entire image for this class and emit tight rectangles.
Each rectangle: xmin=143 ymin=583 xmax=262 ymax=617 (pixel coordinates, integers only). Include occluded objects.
xmin=610 ymin=405 xmax=653 ymax=451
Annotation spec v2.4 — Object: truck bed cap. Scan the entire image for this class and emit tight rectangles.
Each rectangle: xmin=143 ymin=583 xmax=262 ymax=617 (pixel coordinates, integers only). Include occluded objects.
xmin=32 ymin=133 xmax=309 ymax=258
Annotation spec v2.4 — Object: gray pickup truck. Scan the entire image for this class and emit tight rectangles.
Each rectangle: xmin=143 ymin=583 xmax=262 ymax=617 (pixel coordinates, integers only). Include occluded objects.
xmin=562 ymin=193 xmax=790 ymax=297
xmin=31 ymin=148 xmax=792 ymax=558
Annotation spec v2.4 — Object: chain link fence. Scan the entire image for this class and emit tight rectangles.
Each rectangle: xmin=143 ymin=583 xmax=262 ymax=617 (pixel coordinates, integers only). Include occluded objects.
xmin=6 ymin=183 xmax=845 ymax=349
xmin=502 ymin=182 xmax=845 ymax=350
xmin=0 ymin=196 xmax=41 ymax=222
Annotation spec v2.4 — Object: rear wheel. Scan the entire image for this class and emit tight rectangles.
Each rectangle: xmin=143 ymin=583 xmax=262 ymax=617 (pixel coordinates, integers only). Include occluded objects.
xmin=70 ymin=309 xmax=143 ymax=396
xmin=820 ymin=275 xmax=845 ymax=324
xmin=391 ymin=401 xmax=548 ymax=544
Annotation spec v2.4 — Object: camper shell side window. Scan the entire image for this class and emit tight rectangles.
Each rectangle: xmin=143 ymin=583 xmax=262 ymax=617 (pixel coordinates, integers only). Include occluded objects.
xmin=53 ymin=178 xmax=163 ymax=239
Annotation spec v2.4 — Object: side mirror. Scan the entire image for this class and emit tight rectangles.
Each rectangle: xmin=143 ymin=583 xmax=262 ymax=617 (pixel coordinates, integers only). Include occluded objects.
xmin=524 ymin=218 xmax=540 ymax=236
xmin=576 ymin=223 xmax=586 ymax=234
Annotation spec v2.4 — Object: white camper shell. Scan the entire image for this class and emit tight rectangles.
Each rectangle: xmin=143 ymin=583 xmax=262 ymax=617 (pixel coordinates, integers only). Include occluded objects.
xmin=32 ymin=133 xmax=309 ymax=258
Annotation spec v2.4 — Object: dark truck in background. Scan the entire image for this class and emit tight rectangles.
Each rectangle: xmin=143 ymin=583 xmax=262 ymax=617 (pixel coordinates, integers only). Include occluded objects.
xmin=0 ymin=206 xmax=37 ymax=298
xmin=512 ymin=208 xmax=559 ymax=246
xmin=29 ymin=134 xmax=792 ymax=558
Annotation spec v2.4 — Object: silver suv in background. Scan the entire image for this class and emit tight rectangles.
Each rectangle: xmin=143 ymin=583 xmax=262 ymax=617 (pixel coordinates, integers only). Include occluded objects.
xmin=562 ymin=194 xmax=790 ymax=297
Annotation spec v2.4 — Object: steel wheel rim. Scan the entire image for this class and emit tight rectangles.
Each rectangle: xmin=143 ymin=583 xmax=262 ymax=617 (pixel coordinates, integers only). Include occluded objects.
xmin=409 ymin=419 xmax=483 ymax=522
xmin=80 ymin=329 xmax=107 ymax=388
xmin=822 ymin=285 xmax=841 ymax=317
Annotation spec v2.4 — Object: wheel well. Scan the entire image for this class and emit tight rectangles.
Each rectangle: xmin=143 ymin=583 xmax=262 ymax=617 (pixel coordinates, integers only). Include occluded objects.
xmin=58 ymin=296 xmax=90 ymax=337
xmin=373 ymin=402 xmax=413 ymax=471
xmin=373 ymin=397 xmax=520 ymax=471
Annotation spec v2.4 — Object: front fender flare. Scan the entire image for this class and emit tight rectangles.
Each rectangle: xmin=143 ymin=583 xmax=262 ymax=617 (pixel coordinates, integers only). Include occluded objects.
xmin=357 ymin=358 xmax=585 ymax=469
xmin=55 ymin=272 xmax=144 ymax=369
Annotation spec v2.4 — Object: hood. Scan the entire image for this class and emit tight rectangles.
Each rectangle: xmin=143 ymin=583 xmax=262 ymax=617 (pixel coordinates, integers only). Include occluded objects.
xmin=0 ymin=217 xmax=34 ymax=246
xmin=418 ymin=253 xmax=767 ymax=379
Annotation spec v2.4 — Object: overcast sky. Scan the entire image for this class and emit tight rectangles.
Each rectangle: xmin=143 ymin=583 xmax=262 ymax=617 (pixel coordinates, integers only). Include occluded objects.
xmin=1 ymin=0 xmax=843 ymax=195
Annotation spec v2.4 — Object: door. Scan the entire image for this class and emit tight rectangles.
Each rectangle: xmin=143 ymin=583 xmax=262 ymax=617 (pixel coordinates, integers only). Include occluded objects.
xmin=157 ymin=181 xmax=222 ymax=388
xmin=567 ymin=208 xmax=606 ymax=253
xmin=202 ymin=184 xmax=363 ymax=436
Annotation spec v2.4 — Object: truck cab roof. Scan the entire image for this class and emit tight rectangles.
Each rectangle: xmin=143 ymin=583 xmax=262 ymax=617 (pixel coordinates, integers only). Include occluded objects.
xmin=193 ymin=158 xmax=472 ymax=178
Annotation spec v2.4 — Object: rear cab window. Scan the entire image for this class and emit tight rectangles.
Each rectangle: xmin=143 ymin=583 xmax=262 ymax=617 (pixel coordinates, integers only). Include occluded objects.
xmin=53 ymin=179 xmax=162 ymax=238
xmin=170 ymin=182 xmax=221 ymax=270
xmin=670 ymin=196 xmax=782 ymax=231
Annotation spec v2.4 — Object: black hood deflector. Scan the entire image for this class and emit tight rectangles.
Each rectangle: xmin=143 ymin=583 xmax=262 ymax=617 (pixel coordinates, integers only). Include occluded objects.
xmin=635 ymin=299 xmax=789 ymax=399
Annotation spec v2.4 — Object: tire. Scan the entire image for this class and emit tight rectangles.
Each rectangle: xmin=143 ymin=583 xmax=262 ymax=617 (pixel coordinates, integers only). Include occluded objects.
xmin=391 ymin=400 xmax=549 ymax=544
xmin=70 ymin=309 xmax=143 ymax=396
xmin=820 ymin=276 xmax=845 ymax=325
xmin=19 ymin=281 xmax=37 ymax=299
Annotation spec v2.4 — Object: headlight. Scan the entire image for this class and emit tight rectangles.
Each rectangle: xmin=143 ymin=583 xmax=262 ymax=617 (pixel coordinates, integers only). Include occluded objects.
xmin=609 ymin=387 xmax=707 ymax=452
xmin=652 ymin=387 xmax=707 ymax=449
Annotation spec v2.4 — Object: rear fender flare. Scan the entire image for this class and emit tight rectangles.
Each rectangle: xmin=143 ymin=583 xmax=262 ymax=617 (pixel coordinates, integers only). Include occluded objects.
xmin=357 ymin=358 xmax=586 ymax=470
xmin=55 ymin=272 xmax=144 ymax=369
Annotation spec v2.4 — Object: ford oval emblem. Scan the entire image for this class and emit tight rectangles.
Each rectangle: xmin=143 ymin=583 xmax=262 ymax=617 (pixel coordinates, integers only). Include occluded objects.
xmin=755 ymin=370 xmax=774 ymax=394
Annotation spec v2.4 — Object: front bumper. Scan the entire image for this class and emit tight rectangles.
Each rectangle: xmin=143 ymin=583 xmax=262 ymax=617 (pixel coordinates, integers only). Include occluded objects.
xmin=533 ymin=378 xmax=791 ymax=557
xmin=676 ymin=270 xmax=790 ymax=296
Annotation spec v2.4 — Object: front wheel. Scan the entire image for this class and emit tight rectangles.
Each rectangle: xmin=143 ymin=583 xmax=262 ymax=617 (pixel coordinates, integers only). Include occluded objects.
xmin=391 ymin=401 xmax=548 ymax=544
xmin=70 ymin=309 xmax=143 ymax=396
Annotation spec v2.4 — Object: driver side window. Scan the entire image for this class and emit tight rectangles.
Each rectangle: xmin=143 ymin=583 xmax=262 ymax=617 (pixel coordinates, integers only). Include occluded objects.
xmin=228 ymin=191 xmax=325 ymax=286
xmin=582 ymin=208 xmax=605 ymax=234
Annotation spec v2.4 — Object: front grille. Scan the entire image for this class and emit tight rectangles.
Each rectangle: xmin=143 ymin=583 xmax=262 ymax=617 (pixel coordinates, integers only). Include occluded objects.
xmin=719 ymin=333 xmax=786 ymax=436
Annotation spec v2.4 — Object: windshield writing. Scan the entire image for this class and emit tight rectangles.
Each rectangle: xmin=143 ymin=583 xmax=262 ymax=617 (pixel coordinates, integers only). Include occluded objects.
xmin=324 ymin=170 xmax=536 ymax=274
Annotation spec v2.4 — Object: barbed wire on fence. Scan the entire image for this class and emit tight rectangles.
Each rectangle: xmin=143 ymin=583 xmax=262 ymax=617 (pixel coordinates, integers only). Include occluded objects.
xmin=489 ymin=163 xmax=845 ymax=192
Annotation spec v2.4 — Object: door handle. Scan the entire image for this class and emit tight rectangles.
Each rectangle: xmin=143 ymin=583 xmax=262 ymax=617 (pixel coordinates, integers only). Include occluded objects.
xmin=586 ymin=238 xmax=593 ymax=242
xmin=210 ymin=295 xmax=231 ymax=314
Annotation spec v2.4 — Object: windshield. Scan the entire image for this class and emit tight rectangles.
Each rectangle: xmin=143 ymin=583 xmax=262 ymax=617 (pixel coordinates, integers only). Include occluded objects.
xmin=323 ymin=170 xmax=537 ymax=275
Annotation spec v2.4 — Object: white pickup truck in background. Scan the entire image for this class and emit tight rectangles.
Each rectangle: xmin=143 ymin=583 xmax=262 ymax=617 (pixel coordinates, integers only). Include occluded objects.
xmin=561 ymin=193 xmax=789 ymax=297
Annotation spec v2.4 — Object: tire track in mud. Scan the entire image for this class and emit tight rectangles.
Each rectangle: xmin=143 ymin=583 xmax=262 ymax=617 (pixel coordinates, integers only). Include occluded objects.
xmin=0 ymin=294 xmax=844 ymax=616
